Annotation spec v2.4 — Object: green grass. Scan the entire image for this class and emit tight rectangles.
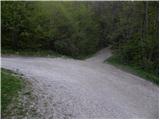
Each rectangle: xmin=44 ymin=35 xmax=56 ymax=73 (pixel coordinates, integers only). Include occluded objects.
xmin=74 ymin=53 xmax=95 ymax=60
xmin=1 ymin=49 xmax=97 ymax=60
xmin=1 ymin=68 xmax=23 ymax=115
xmin=106 ymin=55 xmax=159 ymax=85
xmin=2 ymin=49 xmax=62 ymax=58
xmin=1 ymin=69 xmax=40 ymax=118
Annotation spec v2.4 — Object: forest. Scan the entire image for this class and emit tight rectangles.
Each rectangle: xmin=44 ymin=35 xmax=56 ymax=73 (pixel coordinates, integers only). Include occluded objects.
xmin=1 ymin=1 xmax=159 ymax=82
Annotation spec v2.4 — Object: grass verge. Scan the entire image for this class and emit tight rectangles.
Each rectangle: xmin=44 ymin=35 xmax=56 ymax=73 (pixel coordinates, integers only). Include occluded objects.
xmin=1 ymin=68 xmax=23 ymax=117
xmin=106 ymin=55 xmax=159 ymax=85
xmin=1 ymin=68 xmax=40 ymax=118
xmin=1 ymin=49 xmax=94 ymax=60
xmin=2 ymin=49 xmax=62 ymax=58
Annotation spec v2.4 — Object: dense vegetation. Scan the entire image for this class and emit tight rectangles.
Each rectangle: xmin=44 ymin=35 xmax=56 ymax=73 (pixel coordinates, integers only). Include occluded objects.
xmin=2 ymin=2 xmax=158 ymax=78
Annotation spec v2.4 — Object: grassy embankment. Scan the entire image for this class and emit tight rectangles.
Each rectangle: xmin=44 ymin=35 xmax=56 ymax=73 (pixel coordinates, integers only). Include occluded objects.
xmin=1 ymin=69 xmax=23 ymax=118
xmin=1 ymin=49 xmax=62 ymax=57
xmin=1 ymin=49 xmax=96 ymax=60
xmin=106 ymin=56 xmax=158 ymax=85
xmin=1 ymin=68 xmax=40 ymax=118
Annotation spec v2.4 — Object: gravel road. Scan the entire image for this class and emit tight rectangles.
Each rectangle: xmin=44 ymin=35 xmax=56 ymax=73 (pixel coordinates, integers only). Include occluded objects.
xmin=1 ymin=48 xmax=159 ymax=118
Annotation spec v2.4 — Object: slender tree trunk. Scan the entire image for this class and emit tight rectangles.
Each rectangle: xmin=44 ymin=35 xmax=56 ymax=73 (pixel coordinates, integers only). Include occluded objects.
xmin=145 ymin=1 xmax=148 ymax=40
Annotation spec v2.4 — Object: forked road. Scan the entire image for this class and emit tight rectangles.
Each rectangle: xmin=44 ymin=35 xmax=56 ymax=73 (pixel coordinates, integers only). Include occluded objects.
xmin=2 ymin=48 xmax=159 ymax=118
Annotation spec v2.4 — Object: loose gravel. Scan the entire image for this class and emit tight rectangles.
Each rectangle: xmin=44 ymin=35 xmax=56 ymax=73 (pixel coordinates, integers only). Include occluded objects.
xmin=1 ymin=48 xmax=159 ymax=118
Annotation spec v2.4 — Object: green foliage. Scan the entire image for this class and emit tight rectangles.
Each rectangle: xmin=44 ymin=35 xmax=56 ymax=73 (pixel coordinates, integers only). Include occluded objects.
xmin=2 ymin=1 xmax=99 ymax=58
xmin=1 ymin=1 xmax=159 ymax=78
xmin=96 ymin=1 xmax=158 ymax=75
xmin=51 ymin=2 xmax=99 ymax=57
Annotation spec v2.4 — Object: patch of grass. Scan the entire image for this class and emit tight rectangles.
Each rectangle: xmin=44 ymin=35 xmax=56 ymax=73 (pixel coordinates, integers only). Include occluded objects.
xmin=74 ymin=53 xmax=95 ymax=60
xmin=1 ymin=68 xmax=23 ymax=115
xmin=106 ymin=55 xmax=159 ymax=85
xmin=1 ymin=49 xmax=62 ymax=58
xmin=1 ymin=49 xmax=98 ymax=60
xmin=1 ymin=68 xmax=40 ymax=118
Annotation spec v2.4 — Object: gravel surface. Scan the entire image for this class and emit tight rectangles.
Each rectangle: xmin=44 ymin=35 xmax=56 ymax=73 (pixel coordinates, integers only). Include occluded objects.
xmin=1 ymin=48 xmax=159 ymax=118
